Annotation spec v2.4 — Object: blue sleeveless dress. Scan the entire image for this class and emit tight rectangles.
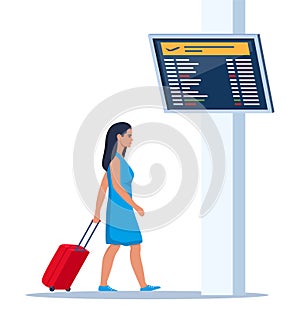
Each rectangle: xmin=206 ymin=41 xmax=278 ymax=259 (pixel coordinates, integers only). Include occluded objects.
xmin=106 ymin=152 xmax=142 ymax=246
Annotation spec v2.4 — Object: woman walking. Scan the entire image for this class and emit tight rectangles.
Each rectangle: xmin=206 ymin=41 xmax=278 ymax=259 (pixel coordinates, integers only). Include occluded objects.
xmin=93 ymin=122 xmax=160 ymax=292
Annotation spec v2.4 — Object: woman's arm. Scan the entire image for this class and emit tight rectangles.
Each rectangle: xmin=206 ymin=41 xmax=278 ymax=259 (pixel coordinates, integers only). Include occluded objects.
xmin=110 ymin=157 xmax=144 ymax=216
xmin=93 ymin=172 xmax=108 ymax=222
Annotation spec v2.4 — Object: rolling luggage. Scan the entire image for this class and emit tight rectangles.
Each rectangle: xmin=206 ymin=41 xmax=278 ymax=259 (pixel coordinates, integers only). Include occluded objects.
xmin=42 ymin=220 xmax=99 ymax=292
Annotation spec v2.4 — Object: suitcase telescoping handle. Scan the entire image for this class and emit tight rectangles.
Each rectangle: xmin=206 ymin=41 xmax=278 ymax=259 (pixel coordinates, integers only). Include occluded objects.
xmin=78 ymin=220 xmax=100 ymax=249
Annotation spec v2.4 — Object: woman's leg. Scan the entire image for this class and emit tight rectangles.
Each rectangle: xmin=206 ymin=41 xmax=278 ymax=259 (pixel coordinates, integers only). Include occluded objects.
xmin=130 ymin=244 xmax=147 ymax=288
xmin=100 ymin=244 xmax=120 ymax=286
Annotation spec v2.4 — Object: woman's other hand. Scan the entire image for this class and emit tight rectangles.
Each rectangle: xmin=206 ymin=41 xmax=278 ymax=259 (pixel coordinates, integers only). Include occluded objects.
xmin=135 ymin=205 xmax=145 ymax=216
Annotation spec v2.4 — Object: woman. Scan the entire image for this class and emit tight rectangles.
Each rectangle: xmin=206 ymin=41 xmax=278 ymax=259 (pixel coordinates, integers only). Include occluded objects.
xmin=93 ymin=122 xmax=160 ymax=292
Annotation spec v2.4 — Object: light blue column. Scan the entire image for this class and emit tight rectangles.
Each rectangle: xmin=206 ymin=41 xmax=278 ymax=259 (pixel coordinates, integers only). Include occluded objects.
xmin=201 ymin=0 xmax=246 ymax=295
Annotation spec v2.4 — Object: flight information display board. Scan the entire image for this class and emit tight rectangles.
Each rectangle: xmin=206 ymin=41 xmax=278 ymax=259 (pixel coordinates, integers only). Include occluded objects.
xmin=149 ymin=34 xmax=274 ymax=112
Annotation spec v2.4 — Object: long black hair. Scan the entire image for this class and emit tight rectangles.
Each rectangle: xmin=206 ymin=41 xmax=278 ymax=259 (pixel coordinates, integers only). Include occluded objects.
xmin=102 ymin=122 xmax=132 ymax=171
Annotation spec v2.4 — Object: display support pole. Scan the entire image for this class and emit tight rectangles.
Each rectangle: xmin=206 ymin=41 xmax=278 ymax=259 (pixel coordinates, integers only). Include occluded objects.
xmin=200 ymin=0 xmax=246 ymax=295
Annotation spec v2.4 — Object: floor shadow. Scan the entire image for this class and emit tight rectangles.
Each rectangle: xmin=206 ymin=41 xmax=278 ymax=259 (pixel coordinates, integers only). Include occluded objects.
xmin=26 ymin=291 xmax=268 ymax=299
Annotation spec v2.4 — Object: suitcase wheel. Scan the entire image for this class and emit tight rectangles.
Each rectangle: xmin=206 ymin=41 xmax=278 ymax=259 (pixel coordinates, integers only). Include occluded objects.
xmin=48 ymin=286 xmax=70 ymax=292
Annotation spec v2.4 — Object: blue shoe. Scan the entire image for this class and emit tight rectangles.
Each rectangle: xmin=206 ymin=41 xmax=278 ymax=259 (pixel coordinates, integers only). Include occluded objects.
xmin=98 ymin=285 xmax=117 ymax=291
xmin=140 ymin=285 xmax=161 ymax=291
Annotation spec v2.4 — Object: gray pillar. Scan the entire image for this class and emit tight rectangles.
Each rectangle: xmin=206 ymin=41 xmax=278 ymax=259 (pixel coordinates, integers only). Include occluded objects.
xmin=201 ymin=0 xmax=246 ymax=295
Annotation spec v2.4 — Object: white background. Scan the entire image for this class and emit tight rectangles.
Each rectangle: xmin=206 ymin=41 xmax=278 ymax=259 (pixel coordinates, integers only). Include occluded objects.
xmin=0 ymin=0 xmax=299 ymax=314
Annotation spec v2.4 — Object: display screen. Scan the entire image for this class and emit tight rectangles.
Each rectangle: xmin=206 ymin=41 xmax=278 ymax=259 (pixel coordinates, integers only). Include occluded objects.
xmin=149 ymin=35 xmax=273 ymax=112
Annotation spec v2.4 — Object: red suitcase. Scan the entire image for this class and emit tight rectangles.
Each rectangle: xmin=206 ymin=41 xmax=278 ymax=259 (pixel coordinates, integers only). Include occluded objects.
xmin=42 ymin=220 xmax=99 ymax=292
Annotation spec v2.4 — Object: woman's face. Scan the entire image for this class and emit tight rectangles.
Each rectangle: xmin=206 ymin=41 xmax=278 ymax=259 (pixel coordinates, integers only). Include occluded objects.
xmin=118 ymin=128 xmax=133 ymax=148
